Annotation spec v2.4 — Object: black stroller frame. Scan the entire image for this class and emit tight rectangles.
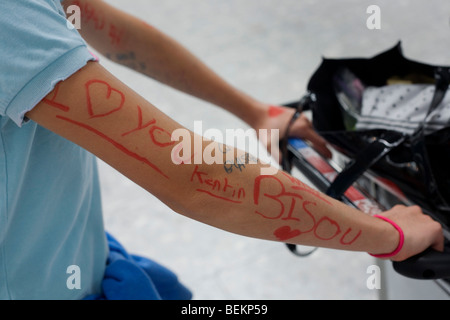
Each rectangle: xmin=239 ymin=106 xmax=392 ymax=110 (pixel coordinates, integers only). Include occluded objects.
xmin=281 ymin=43 xmax=450 ymax=286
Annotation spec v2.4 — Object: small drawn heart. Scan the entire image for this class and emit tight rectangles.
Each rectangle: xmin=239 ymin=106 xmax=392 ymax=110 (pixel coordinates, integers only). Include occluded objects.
xmin=86 ymin=80 xmax=125 ymax=118
xmin=274 ymin=226 xmax=301 ymax=241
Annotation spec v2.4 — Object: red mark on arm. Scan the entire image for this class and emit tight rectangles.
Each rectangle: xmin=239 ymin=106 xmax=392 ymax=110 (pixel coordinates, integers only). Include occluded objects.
xmin=274 ymin=226 xmax=301 ymax=241
xmin=56 ymin=115 xmax=169 ymax=179
xmin=268 ymin=105 xmax=285 ymax=118
xmin=149 ymin=126 xmax=176 ymax=148
xmin=43 ymin=83 xmax=70 ymax=112
xmin=253 ymin=175 xmax=307 ymax=220
xmin=52 ymin=79 xmax=171 ymax=179
xmin=280 ymin=171 xmax=332 ymax=205
xmin=86 ymin=80 xmax=125 ymax=118
xmin=109 ymin=24 xmax=125 ymax=48
xmin=191 ymin=165 xmax=246 ymax=203
xmin=73 ymin=0 xmax=105 ymax=30
xmin=190 ymin=165 xmax=208 ymax=183
xmin=122 ymin=105 xmax=156 ymax=136
xmin=196 ymin=189 xmax=243 ymax=204
xmin=313 ymin=217 xmax=341 ymax=241
xmin=118 ymin=105 xmax=176 ymax=149
xmin=274 ymin=215 xmax=362 ymax=244
xmin=340 ymin=229 xmax=362 ymax=245
xmin=254 ymin=174 xmax=361 ymax=245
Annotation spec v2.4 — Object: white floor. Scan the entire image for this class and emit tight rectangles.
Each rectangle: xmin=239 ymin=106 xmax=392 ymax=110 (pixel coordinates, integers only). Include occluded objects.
xmin=94 ymin=0 xmax=450 ymax=300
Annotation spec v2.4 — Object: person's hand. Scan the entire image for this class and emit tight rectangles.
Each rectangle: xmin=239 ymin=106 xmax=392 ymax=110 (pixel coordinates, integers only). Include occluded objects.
xmin=377 ymin=205 xmax=444 ymax=262
xmin=253 ymin=104 xmax=332 ymax=163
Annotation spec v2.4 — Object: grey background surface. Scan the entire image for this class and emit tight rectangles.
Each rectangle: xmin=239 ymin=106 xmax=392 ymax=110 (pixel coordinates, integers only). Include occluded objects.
xmin=92 ymin=0 xmax=450 ymax=299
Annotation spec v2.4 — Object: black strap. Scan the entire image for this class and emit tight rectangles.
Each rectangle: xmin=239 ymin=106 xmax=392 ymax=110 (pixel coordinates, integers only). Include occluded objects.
xmin=425 ymin=68 xmax=450 ymax=123
xmin=280 ymin=93 xmax=315 ymax=172
xmin=410 ymin=67 xmax=450 ymax=210
xmin=326 ymin=131 xmax=405 ymax=199
xmin=281 ymin=94 xmax=318 ymax=257
xmin=286 ymin=244 xmax=318 ymax=257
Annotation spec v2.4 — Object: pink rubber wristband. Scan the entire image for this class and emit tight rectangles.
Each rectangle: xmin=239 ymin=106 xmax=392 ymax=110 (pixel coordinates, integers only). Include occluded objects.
xmin=369 ymin=215 xmax=405 ymax=258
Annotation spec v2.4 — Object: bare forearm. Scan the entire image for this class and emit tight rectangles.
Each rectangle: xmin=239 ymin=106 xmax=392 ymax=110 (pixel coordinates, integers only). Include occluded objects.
xmin=116 ymin=22 xmax=262 ymax=122
xmin=64 ymin=0 xmax=267 ymax=127
xmin=27 ymin=62 xmax=398 ymax=257
xmin=182 ymin=155 xmax=398 ymax=255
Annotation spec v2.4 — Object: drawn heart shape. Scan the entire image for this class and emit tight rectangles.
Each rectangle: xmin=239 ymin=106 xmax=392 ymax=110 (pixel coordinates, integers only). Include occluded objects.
xmin=86 ymin=80 xmax=125 ymax=118
xmin=274 ymin=226 xmax=301 ymax=241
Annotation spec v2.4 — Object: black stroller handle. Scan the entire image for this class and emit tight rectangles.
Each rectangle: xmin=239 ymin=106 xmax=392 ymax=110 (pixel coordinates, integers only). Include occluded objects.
xmin=283 ymin=132 xmax=450 ymax=280
xmin=321 ymin=133 xmax=450 ymax=280
xmin=393 ymin=245 xmax=450 ymax=280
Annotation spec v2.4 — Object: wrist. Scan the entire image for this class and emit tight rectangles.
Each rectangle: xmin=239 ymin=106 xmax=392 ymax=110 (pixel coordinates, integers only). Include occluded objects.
xmin=241 ymin=101 xmax=272 ymax=129
xmin=369 ymin=215 xmax=404 ymax=258
xmin=249 ymin=103 xmax=295 ymax=131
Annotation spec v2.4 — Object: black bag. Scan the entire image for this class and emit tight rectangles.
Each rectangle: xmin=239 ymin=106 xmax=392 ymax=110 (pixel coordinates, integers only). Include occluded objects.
xmin=302 ymin=42 xmax=450 ymax=227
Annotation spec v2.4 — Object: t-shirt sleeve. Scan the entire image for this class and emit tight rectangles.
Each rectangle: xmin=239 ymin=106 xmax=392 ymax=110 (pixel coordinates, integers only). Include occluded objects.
xmin=0 ymin=0 xmax=97 ymax=127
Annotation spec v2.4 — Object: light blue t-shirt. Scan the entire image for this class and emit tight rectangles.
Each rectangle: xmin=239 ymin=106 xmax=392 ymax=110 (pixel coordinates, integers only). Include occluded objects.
xmin=0 ymin=0 xmax=108 ymax=299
